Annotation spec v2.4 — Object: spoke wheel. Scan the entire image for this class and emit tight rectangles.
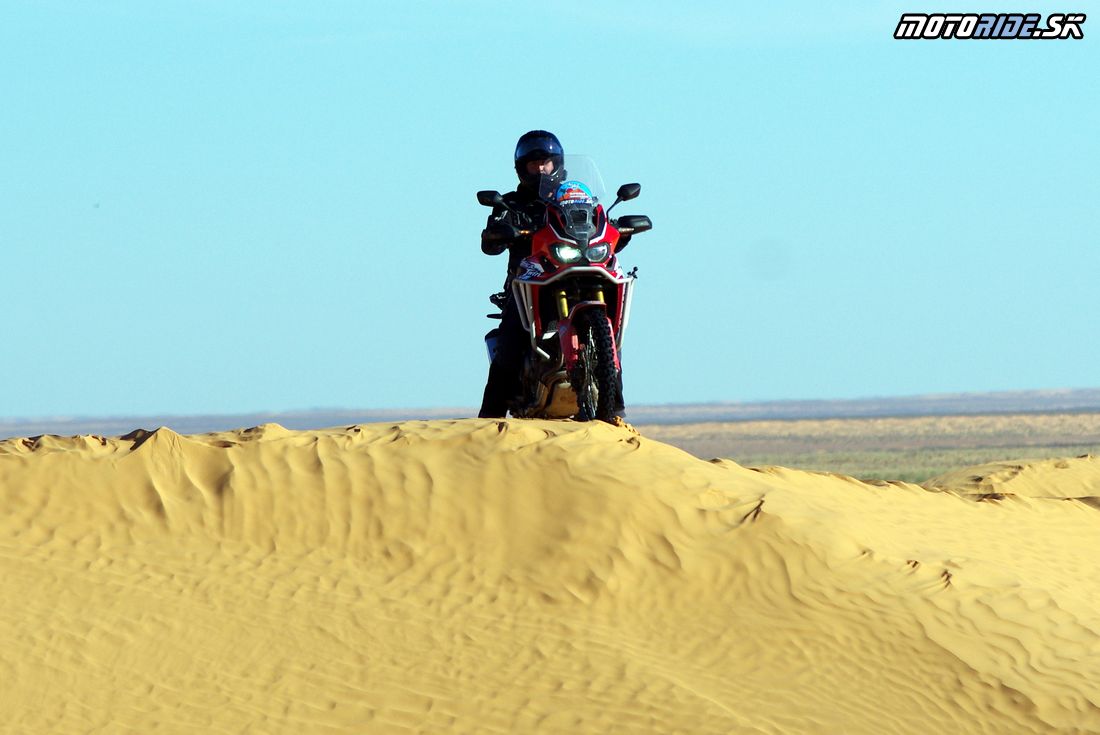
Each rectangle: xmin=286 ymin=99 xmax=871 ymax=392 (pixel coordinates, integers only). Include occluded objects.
xmin=570 ymin=310 xmax=621 ymax=423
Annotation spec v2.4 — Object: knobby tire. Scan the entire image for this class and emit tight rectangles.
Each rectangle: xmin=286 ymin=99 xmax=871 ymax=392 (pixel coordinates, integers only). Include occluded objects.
xmin=572 ymin=310 xmax=621 ymax=424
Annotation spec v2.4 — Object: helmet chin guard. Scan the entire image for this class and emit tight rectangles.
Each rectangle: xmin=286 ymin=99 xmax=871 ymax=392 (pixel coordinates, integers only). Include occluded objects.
xmin=535 ymin=169 xmax=568 ymax=200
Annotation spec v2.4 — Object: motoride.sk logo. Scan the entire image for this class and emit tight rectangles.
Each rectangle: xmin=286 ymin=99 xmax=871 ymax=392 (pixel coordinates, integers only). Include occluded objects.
xmin=894 ymin=13 xmax=1086 ymax=39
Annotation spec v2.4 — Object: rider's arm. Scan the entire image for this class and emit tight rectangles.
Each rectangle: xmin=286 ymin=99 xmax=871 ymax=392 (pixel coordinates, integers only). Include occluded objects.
xmin=481 ymin=206 xmax=516 ymax=256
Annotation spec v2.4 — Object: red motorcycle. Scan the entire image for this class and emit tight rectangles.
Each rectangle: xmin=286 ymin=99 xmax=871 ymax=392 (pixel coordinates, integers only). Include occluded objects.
xmin=477 ymin=165 xmax=652 ymax=422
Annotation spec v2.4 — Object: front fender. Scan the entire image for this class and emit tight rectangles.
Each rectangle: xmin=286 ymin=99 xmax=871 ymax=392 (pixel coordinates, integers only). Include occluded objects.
xmin=559 ymin=302 xmax=609 ymax=371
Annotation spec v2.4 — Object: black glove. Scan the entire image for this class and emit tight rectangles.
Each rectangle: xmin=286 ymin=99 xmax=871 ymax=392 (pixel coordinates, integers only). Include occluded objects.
xmin=481 ymin=220 xmax=518 ymax=255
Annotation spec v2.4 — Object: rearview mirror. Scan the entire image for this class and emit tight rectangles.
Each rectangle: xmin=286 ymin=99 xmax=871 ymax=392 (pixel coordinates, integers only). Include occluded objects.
xmin=616 ymin=183 xmax=641 ymax=201
xmin=606 ymin=183 xmax=641 ymax=215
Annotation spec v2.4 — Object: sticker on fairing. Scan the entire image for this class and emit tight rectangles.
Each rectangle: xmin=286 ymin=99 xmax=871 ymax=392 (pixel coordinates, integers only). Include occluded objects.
xmin=555 ymin=181 xmax=594 ymax=205
xmin=518 ymin=257 xmax=544 ymax=280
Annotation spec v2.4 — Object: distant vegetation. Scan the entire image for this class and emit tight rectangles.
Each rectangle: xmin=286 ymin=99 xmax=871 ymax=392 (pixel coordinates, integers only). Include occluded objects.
xmin=640 ymin=412 xmax=1100 ymax=484
xmin=723 ymin=446 xmax=1100 ymax=484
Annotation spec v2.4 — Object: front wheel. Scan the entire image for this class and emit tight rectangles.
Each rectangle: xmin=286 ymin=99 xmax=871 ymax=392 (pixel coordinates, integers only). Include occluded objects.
xmin=571 ymin=309 xmax=622 ymax=423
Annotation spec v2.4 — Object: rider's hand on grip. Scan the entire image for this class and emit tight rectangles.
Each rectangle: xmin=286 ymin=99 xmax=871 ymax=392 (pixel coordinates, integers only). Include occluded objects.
xmin=481 ymin=220 xmax=517 ymax=255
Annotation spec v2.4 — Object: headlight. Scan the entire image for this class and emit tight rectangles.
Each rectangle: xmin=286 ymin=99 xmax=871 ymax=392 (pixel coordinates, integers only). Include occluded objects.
xmin=552 ymin=243 xmax=583 ymax=263
xmin=585 ymin=243 xmax=610 ymax=262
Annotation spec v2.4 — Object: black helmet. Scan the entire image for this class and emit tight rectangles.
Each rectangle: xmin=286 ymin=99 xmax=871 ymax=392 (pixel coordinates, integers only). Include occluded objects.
xmin=514 ymin=130 xmax=565 ymax=190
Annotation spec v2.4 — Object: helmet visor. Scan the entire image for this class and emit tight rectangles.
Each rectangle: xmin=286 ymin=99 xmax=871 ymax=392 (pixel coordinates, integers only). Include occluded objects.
xmin=515 ymin=135 xmax=564 ymax=163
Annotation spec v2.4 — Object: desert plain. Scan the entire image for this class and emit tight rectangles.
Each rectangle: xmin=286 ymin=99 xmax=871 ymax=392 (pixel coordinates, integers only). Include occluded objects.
xmin=642 ymin=410 xmax=1100 ymax=482
xmin=1 ymin=415 xmax=1099 ymax=733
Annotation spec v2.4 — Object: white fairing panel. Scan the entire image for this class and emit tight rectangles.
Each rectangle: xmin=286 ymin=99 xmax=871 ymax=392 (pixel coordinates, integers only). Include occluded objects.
xmin=511 ymin=263 xmax=630 ymax=336
xmin=617 ymin=276 xmax=635 ymax=350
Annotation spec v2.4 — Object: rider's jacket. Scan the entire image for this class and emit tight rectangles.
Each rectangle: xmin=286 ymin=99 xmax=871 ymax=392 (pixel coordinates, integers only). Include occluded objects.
xmin=480 ymin=184 xmax=546 ymax=276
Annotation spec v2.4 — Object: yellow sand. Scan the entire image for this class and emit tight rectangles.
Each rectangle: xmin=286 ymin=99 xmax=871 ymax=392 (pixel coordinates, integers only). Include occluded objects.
xmin=0 ymin=420 xmax=1097 ymax=733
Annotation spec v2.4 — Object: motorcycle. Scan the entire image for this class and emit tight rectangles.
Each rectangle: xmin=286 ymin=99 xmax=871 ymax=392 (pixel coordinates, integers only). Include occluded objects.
xmin=477 ymin=157 xmax=652 ymax=423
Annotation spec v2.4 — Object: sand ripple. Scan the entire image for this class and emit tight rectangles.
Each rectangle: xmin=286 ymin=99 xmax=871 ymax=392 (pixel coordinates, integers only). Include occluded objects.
xmin=0 ymin=420 xmax=1098 ymax=733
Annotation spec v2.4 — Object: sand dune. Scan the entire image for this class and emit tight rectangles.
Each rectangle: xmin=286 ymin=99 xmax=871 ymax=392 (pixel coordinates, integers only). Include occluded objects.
xmin=1 ymin=420 xmax=1098 ymax=733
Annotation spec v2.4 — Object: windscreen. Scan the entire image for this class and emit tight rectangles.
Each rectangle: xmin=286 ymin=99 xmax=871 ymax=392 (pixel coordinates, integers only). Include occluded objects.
xmin=535 ymin=154 xmax=608 ymax=203
xmin=561 ymin=155 xmax=607 ymax=202
xmin=552 ymin=180 xmax=601 ymax=243
xmin=530 ymin=155 xmax=609 ymax=244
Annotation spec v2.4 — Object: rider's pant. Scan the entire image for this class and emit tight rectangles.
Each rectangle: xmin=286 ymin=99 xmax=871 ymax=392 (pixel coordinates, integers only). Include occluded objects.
xmin=479 ymin=294 xmax=526 ymax=418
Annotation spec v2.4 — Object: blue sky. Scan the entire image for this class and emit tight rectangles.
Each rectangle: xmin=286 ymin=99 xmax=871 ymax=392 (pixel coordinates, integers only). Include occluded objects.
xmin=2 ymin=1 xmax=1097 ymax=418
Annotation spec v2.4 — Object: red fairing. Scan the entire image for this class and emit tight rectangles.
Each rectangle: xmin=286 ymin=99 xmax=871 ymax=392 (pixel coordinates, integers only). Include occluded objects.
xmin=528 ymin=203 xmax=620 ymax=263
xmin=519 ymin=203 xmax=624 ymax=338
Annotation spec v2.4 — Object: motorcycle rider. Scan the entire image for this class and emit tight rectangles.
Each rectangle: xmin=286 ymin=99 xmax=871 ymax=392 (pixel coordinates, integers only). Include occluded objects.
xmin=478 ymin=130 xmax=629 ymax=422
